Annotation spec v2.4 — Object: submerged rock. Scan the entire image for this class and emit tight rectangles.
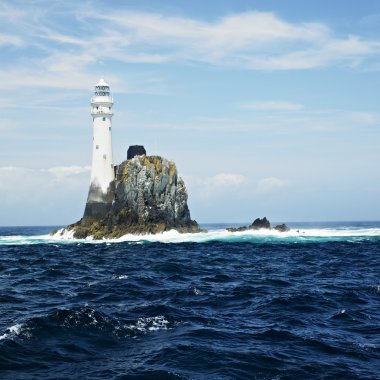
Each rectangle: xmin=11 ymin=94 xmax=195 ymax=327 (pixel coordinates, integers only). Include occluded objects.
xmin=66 ymin=155 xmax=200 ymax=239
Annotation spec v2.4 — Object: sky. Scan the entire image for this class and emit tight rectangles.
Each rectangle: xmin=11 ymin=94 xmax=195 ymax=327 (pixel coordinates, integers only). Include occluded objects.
xmin=1 ymin=0 xmax=380 ymax=225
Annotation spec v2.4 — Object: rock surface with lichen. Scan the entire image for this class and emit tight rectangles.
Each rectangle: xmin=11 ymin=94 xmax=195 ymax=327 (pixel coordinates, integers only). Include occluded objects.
xmin=65 ymin=155 xmax=200 ymax=239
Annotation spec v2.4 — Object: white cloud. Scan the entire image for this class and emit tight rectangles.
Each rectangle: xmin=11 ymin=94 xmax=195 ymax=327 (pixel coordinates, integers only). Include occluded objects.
xmin=0 ymin=4 xmax=380 ymax=96
xmin=95 ymin=11 xmax=328 ymax=50
xmin=0 ymin=165 xmax=90 ymax=188
xmin=346 ymin=111 xmax=379 ymax=125
xmin=0 ymin=33 xmax=22 ymax=47
xmin=39 ymin=29 xmax=88 ymax=47
xmin=46 ymin=165 xmax=91 ymax=179
xmin=0 ymin=164 xmax=89 ymax=181
xmin=0 ymin=3 xmax=27 ymax=23
xmin=257 ymin=177 xmax=290 ymax=193
xmin=206 ymin=173 xmax=247 ymax=187
xmin=247 ymin=37 xmax=380 ymax=70
xmin=0 ymin=165 xmax=89 ymax=224
xmin=124 ymin=106 xmax=380 ymax=134
xmin=184 ymin=173 xmax=247 ymax=201
xmin=83 ymin=9 xmax=380 ymax=70
xmin=240 ymin=101 xmax=304 ymax=111
xmin=0 ymin=67 xmax=96 ymax=91
xmin=185 ymin=173 xmax=247 ymax=188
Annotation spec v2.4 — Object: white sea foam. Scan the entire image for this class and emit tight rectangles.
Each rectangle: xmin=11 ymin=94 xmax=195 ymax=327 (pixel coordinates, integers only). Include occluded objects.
xmin=96 ymin=226 xmax=380 ymax=243
xmin=0 ymin=333 xmax=8 ymax=340
xmin=112 ymin=274 xmax=129 ymax=280
xmin=127 ymin=316 xmax=170 ymax=333
xmin=50 ymin=228 xmax=75 ymax=240
xmin=1 ymin=226 xmax=380 ymax=245
xmin=0 ymin=323 xmax=23 ymax=340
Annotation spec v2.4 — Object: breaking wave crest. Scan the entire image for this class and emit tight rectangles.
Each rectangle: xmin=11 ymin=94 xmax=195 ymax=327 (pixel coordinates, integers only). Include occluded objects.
xmin=0 ymin=224 xmax=380 ymax=245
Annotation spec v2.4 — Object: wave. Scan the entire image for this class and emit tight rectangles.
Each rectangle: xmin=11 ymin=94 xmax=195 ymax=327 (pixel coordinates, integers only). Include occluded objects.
xmin=0 ymin=307 xmax=171 ymax=344
xmin=1 ymin=225 xmax=380 ymax=245
xmin=0 ymin=323 xmax=23 ymax=341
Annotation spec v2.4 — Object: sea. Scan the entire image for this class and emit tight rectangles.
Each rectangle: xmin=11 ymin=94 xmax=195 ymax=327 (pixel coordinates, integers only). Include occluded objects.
xmin=0 ymin=221 xmax=379 ymax=380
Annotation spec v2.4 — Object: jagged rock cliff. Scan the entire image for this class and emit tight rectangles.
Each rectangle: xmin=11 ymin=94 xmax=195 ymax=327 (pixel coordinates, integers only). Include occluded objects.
xmin=68 ymin=155 xmax=199 ymax=238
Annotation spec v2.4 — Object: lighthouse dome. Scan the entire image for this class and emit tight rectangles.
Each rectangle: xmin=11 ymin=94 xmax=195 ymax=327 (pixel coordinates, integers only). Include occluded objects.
xmin=96 ymin=77 xmax=109 ymax=87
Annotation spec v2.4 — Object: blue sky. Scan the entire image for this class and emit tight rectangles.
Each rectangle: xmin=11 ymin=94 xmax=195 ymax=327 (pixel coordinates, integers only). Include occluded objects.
xmin=1 ymin=0 xmax=380 ymax=225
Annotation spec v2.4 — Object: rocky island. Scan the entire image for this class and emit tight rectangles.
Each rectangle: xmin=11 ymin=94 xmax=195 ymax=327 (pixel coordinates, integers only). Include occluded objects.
xmin=63 ymin=155 xmax=200 ymax=239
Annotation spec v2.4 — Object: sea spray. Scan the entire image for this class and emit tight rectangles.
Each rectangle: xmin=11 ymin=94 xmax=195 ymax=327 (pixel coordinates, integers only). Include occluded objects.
xmin=1 ymin=224 xmax=380 ymax=245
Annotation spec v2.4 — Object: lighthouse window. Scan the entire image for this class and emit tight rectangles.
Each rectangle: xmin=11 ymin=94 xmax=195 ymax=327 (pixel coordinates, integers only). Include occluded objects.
xmin=109 ymin=127 xmax=111 ymax=131
xmin=103 ymin=154 xmax=107 ymax=159
xmin=102 ymin=117 xmax=106 ymax=121
xmin=96 ymin=145 xmax=99 ymax=149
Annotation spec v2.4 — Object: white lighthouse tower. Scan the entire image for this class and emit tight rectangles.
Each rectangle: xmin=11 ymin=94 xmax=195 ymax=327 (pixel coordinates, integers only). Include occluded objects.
xmin=83 ymin=78 xmax=115 ymax=219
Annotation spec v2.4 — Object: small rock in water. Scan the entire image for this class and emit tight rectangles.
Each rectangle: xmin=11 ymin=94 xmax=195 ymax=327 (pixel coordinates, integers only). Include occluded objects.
xmin=227 ymin=217 xmax=289 ymax=233
xmin=274 ymin=224 xmax=290 ymax=232
xmin=251 ymin=217 xmax=271 ymax=229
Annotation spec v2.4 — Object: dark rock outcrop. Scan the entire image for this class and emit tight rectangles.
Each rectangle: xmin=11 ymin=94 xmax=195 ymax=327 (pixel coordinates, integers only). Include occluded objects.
xmin=274 ymin=224 xmax=290 ymax=232
xmin=66 ymin=155 xmax=200 ymax=239
xmin=251 ymin=217 xmax=271 ymax=229
xmin=227 ymin=217 xmax=289 ymax=233
xmin=225 ymin=225 xmax=248 ymax=232
xmin=127 ymin=145 xmax=146 ymax=160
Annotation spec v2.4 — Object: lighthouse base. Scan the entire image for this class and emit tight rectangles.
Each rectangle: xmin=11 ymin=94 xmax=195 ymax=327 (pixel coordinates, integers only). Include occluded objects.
xmin=83 ymin=201 xmax=112 ymax=220
xmin=83 ymin=181 xmax=115 ymax=221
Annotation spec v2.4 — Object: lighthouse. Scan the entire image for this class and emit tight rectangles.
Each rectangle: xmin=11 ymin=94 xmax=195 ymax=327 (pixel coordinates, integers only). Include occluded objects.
xmin=83 ymin=78 xmax=115 ymax=220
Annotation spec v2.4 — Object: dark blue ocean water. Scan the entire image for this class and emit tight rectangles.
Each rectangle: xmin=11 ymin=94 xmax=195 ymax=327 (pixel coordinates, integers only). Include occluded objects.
xmin=1 ymin=222 xmax=380 ymax=379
